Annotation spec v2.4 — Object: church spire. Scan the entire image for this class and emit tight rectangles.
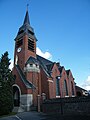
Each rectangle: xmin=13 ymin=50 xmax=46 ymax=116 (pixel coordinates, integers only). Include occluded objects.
xmin=15 ymin=5 xmax=37 ymax=42
xmin=23 ymin=6 xmax=30 ymax=25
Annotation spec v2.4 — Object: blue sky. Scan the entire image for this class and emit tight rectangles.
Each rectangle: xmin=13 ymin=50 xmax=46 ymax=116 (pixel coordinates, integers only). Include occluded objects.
xmin=0 ymin=0 xmax=90 ymax=90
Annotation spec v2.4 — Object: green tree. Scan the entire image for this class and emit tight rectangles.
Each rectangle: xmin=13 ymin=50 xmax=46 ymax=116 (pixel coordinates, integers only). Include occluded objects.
xmin=0 ymin=52 xmax=14 ymax=115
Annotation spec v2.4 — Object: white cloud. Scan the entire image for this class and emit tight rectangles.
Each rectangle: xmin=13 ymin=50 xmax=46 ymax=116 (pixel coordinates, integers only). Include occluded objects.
xmin=9 ymin=59 xmax=14 ymax=70
xmin=82 ymin=76 xmax=90 ymax=90
xmin=36 ymin=47 xmax=52 ymax=60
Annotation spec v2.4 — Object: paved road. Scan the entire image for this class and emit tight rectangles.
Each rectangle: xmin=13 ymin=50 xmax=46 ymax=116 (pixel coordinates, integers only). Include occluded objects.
xmin=0 ymin=112 xmax=46 ymax=120
xmin=0 ymin=112 xmax=90 ymax=120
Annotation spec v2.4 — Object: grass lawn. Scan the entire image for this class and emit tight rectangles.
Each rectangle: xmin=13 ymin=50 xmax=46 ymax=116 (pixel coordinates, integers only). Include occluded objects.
xmin=0 ymin=112 xmax=17 ymax=118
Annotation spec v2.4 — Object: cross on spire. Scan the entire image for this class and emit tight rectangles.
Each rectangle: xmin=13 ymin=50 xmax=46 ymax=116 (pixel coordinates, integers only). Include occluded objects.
xmin=23 ymin=3 xmax=30 ymax=25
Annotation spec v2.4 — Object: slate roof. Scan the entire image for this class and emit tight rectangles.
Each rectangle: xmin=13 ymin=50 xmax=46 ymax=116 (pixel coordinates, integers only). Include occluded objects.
xmin=66 ymin=69 xmax=70 ymax=75
xmin=37 ymin=55 xmax=54 ymax=77
xmin=75 ymin=85 xmax=87 ymax=92
xmin=56 ymin=62 xmax=60 ymax=67
xmin=23 ymin=10 xmax=30 ymax=25
xmin=59 ymin=66 xmax=64 ymax=73
xmin=46 ymin=63 xmax=55 ymax=72
xmin=37 ymin=55 xmax=53 ymax=65
xmin=15 ymin=10 xmax=37 ymax=41
xmin=26 ymin=56 xmax=39 ymax=66
xmin=16 ymin=65 xmax=35 ymax=89
xmin=25 ymin=55 xmax=54 ymax=75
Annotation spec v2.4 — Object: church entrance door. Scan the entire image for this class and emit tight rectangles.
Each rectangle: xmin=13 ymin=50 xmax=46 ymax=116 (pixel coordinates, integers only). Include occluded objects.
xmin=13 ymin=86 xmax=20 ymax=106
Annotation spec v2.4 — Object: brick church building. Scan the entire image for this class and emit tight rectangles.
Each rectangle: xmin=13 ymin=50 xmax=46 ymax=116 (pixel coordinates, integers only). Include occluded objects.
xmin=12 ymin=9 xmax=76 ymax=111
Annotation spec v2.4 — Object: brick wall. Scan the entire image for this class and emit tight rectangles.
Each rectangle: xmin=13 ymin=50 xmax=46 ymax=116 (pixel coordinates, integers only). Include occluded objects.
xmin=40 ymin=68 xmax=49 ymax=99
xmin=42 ymin=96 xmax=90 ymax=115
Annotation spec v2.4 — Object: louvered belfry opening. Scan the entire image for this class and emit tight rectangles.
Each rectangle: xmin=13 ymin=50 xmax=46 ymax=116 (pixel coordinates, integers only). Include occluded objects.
xmin=28 ymin=38 xmax=34 ymax=52
xmin=16 ymin=39 xmax=23 ymax=48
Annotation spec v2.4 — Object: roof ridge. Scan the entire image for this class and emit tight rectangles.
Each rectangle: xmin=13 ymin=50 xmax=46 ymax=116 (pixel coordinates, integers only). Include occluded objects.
xmin=37 ymin=55 xmax=53 ymax=64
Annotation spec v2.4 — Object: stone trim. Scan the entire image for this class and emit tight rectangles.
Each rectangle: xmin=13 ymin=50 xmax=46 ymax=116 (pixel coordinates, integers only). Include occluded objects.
xmin=24 ymin=66 xmax=40 ymax=73
xmin=20 ymin=94 xmax=33 ymax=111
xmin=56 ymin=96 xmax=60 ymax=98
xmin=65 ymin=96 xmax=69 ymax=97
xmin=48 ymin=80 xmax=53 ymax=83
xmin=13 ymin=84 xmax=21 ymax=97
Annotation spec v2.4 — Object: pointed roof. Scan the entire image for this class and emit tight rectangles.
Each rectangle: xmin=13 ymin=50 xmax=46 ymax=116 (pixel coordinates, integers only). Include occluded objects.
xmin=37 ymin=55 xmax=54 ymax=77
xmin=15 ymin=9 xmax=37 ymax=41
xmin=23 ymin=10 xmax=30 ymax=25
xmin=37 ymin=55 xmax=53 ymax=65
xmin=66 ymin=69 xmax=70 ymax=75
xmin=26 ymin=56 xmax=39 ymax=65
xmin=59 ymin=66 xmax=64 ymax=73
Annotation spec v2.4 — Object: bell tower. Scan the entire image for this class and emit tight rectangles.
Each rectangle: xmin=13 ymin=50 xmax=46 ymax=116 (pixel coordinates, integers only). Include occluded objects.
xmin=14 ymin=9 xmax=37 ymax=70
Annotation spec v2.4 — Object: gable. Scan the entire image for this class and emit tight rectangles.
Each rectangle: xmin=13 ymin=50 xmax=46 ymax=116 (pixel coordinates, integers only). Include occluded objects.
xmin=37 ymin=55 xmax=54 ymax=77
xmin=66 ymin=69 xmax=73 ymax=79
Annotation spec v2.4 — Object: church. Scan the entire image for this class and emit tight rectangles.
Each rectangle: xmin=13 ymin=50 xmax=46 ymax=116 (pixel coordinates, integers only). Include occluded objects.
xmin=12 ymin=9 xmax=76 ymax=111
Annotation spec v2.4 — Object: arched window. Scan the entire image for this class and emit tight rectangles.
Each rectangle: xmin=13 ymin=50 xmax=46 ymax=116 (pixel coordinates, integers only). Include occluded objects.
xmin=71 ymin=81 xmax=74 ymax=95
xmin=56 ymin=78 xmax=60 ymax=96
xmin=64 ymin=80 xmax=68 ymax=96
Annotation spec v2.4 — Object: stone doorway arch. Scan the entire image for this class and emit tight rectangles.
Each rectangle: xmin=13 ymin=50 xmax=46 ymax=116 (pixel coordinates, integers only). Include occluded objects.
xmin=13 ymin=85 xmax=21 ymax=106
